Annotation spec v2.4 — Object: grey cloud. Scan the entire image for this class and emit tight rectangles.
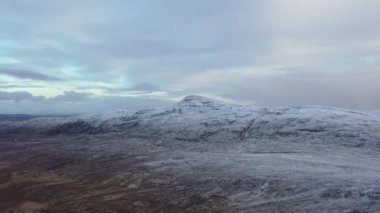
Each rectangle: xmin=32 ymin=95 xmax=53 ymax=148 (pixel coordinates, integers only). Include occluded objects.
xmin=0 ymin=0 xmax=268 ymax=82
xmin=52 ymin=91 xmax=92 ymax=102
xmin=0 ymin=84 xmax=44 ymax=89
xmin=96 ymin=83 xmax=163 ymax=95
xmin=0 ymin=92 xmax=175 ymax=114
xmin=182 ymin=65 xmax=380 ymax=109
xmin=0 ymin=68 xmax=63 ymax=81
xmin=0 ymin=1 xmax=380 ymax=110
xmin=66 ymin=96 xmax=174 ymax=113
xmin=0 ymin=90 xmax=91 ymax=103
xmin=127 ymin=83 xmax=161 ymax=93
xmin=0 ymin=91 xmax=45 ymax=102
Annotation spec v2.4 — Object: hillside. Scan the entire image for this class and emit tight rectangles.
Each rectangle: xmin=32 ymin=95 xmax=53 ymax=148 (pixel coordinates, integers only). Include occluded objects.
xmin=1 ymin=95 xmax=380 ymax=150
xmin=1 ymin=95 xmax=379 ymax=212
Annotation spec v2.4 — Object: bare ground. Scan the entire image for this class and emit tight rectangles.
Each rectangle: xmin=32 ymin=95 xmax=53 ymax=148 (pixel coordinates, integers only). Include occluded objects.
xmin=0 ymin=134 xmax=379 ymax=213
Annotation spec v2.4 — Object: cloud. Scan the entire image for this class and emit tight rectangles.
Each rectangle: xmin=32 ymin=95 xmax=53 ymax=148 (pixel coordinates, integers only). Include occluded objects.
xmin=0 ymin=1 xmax=379 ymax=110
xmin=0 ymin=90 xmax=91 ymax=103
xmin=95 ymin=83 xmax=163 ymax=95
xmin=0 ymin=84 xmax=43 ymax=89
xmin=178 ymin=64 xmax=380 ymax=109
xmin=52 ymin=91 xmax=92 ymax=102
xmin=0 ymin=91 xmax=175 ymax=114
xmin=126 ymin=82 xmax=161 ymax=93
xmin=0 ymin=68 xmax=63 ymax=81
xmin=0 ymin=90 xmax=45 ymax=102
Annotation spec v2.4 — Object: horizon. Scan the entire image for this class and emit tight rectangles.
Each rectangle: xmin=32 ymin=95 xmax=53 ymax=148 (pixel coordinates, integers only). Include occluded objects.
xmin=1 ymin=0 xmax=380 ymax=113
xmin=1 ymin=94 xmax=380 ymax=116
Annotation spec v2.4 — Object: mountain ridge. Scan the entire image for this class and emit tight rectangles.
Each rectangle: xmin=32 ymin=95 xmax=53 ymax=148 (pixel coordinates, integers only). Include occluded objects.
xmin=1 ymin=95 xmax=379 ymax=150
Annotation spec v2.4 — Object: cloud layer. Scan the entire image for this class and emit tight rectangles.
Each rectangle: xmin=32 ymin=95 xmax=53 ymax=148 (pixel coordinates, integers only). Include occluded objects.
xmin=0 ymin=0 xmax=379 ymax=113
xmin=0 ymin=68 xmax=62 ymax=81
xmin=0 ymin=90 xmax=174 ymax=114
xmin=0 ymin=91 xmax=44 ymax=102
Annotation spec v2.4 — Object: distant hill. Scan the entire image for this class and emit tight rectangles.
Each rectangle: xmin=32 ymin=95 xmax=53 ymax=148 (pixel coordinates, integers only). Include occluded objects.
xmin=0 ymin=114 xmax=73 ymax=121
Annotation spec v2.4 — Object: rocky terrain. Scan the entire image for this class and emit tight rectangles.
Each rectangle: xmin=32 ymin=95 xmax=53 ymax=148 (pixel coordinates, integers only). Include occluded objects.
xmin=0 ymin=95 xmax=379 ymax=212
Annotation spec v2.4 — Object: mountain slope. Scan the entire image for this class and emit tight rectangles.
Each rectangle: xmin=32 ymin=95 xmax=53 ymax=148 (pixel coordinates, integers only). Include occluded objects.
xmin=1 ymin=95 xmax=380 ymax=149
xmin=1 ymin=95 xmax=380 ymax=212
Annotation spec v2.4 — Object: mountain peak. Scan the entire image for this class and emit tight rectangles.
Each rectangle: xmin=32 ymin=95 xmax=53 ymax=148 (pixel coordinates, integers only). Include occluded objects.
xmin=176 ymin=95 xmax=224 ymax=110
xmin=180 ymin=95 xmax=214 ymax=103
xmin=181 ymin=95 xmax=213 ymax=102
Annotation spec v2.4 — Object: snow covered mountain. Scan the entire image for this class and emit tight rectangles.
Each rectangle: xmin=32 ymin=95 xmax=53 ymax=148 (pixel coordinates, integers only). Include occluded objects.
xmin=1 ymin=95 xmax=380 ymax=212
xmin=1 ymin=95 xmax=380 ymax=149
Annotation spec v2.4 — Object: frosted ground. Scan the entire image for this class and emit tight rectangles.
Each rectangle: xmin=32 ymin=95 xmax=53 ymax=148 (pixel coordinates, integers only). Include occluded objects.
xmin=0 ymin=95 xmax=379 ymax=212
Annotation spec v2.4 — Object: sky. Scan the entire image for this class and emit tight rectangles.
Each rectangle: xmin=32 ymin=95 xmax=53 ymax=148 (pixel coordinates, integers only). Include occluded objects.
xmin=0 ymin=0 xmax=379 ymax=113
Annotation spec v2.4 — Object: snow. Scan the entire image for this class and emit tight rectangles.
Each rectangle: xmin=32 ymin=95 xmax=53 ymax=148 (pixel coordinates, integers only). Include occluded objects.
xmin=0 ymin=95 xmax=379 ymax=212
xmin=1 ymin=95 xmax=379 ymax=150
